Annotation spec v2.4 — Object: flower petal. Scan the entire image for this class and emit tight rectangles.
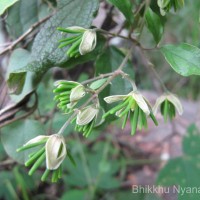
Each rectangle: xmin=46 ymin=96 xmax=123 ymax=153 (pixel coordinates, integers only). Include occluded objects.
xmin=153 ymin=95 xmax=167 ymax=115
xmin=70 ymin=84 xmax=85 ymax=103
xmin=66 ymin=26 xmax=86 ymax=32
xmin=104 ymin=95 xmax=129 ymax=104
xmin=132 ymin=92 xmax=150 ymax=115
xmin=46 ymin=134 xmax=66 ymax=170
xmin=76 ymin=106 xmax=99 ymax=126
xmin=25 ymin=135 xmax=49 ymax=146
xmin=79 ymin=30 xmax=96 ymax=55
xmin=167 ymin=94 xmax=183 ymax=115
xmin=54 ymin=80 xmax=79 ymax=87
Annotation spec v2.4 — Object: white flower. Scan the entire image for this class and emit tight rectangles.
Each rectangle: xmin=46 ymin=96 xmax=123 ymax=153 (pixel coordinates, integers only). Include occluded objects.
xmin=66 ymin=26 xmax=97 ymax=55
xmin=45 ymin=134 xmax=67 ymax=170
xmin=24 ymin=135 xmax=49 ymax=146
xmin=79 ymin=29 xmax=97 ymax=55
xmin=153 ymin=93 xmax=183 ymax=115
xmin=76 ymin=105 xmax=99 ymax=126
xmin=54 ymin=80 xmax=86 ymax=112
xmin=21 ymin=134 xmax=67 ymax=170
xmin=68 ymin=84 xmax=86 ymax=108
xmin=104 ymin=91 xmax=150 ymax=115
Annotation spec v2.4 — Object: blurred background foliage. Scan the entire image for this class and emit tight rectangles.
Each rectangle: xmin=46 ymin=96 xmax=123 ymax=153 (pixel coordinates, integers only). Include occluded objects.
xmin=0 ymin=0 xmax=200 ymax=199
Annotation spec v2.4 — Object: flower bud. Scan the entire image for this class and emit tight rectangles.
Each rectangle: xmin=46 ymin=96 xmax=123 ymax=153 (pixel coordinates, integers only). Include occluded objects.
xmin=46 ymin=134 xmax=67 ymax=170
xmin=58 ymin=26 xmax=97 ymax=57
xmin=79 ymin=29 xmax=97 ymax=55
xmin=75 ymin=105 xmax=100 ymax=137
xmin=153 ymin=93 xmax=183 ymax=121
xmin=53 ymin=80 xmax=85 ymax=113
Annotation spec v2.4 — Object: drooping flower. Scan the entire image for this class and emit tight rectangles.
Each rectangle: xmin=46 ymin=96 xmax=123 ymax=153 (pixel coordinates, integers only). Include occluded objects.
xmin=53 ymin=80 xmax=86 ymax=113
xmin=103 ymin=91 xmax=158 ymax=135
xmin=57 ymin=26 xmax=97 ymax=57
xmin=75 ymin=105 xmax=103 ymax=137
xmin=153 ymin=93 xmax=183 ymax=122
xmin=17 ymin=134 xmax=67 ymax=182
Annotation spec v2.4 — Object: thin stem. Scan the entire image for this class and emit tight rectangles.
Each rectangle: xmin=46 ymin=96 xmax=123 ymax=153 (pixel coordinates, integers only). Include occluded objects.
xmin=0 ymin=14 xmax=52 ymax=55
xmin=97 ymin=29 xmax=140 ymax=46
xmin=74 ymin=133 xmax=93 ymax=195
xmin=81 ymin=72 xmax=114 ymax=85
xmin=148 ymin=61 xmax=168 ymax=92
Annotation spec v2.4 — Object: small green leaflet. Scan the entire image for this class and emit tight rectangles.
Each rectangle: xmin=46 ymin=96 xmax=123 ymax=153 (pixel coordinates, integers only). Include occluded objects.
xmin=89 ymin=78 xmax=108 ymax=90
xmin=145 ymin=8 xmax=163 ymax=44
xmin=107 ymin=0 xmax=134 ymax=23
xmin=161 ymin=43 xmax=200 ymax=76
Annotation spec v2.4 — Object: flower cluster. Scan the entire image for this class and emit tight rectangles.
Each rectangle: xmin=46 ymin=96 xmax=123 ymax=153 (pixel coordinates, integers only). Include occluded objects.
xmin=17 ymin=134 xmax=67 ymax=182
xmin=153 ymin=93 xmax=183 ymax=122
xmin=53 ymin=80 xmax=86 ymax=113
xmin=57 ymin=26 xmax=97 ymax=57
xmin=103 ymin=91 xmax=158 ymax=135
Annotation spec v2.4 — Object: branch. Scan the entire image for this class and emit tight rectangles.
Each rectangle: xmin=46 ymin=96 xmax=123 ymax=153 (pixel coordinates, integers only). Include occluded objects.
xmin=0 ymin=14 xmax=52 ymax=56
xmin=58 ymin=45 xmax=134 ymax=135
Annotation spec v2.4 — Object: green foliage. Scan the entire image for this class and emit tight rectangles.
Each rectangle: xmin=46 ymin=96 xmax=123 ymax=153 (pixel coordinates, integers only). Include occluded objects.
xmin=161 ymin=43 xmax=200 ymax=76
xmin=1 ymin=0 xmax=200 ymax=198
xmin=6 ymin=49 xmax=33 ymax=102
xmin=107 ymin=0 xmax=134 ymax=23
xmin=5 ymin=0 xmax=50 ymax=39
xmin=1 ymin=120 xmax=45 ymax=164
xmin=0 ymin=0 xmax=18 ymax=15
xmin=7 ymin=0 xmax=99 ymax=94
xmin=63 ymin=141 xmax=120 ymax=189
xmin=145 ymin=8 xmax=164 ymax=44
xmin=157 ymin=125 xmax=200 ymax=200
xmin=89 ymin=78 xmax=108 ymax=90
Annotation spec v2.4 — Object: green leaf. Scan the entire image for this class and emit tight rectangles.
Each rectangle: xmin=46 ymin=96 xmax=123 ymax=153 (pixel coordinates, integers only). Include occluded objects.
xmin=6 ymin=0 xmax=50 ymax=39
xmin=107 ymin=0 xmax=134 ymax=23
xmin=1 ymin=120 xmax=45 ymax=164
xmin=61 ymin=190 xmax=88 ymax=200
xmin=145 ymin=8 xmax=163 ymax=43
xmin=157 ymin=125 xmax=200 ymax=200
xmin=7 ymin=0 xmax=100 ymax=94
xmin=89 ymin=78 xmax=108 ymax=90
xmin=161 ymin=43 xmax=200 ymax=76
xmin=6 ymin=49 xmax=34 ymax=102
xmin=64 ymin=142 xmax=120 ymax=189
xmin=95 ymin=46 xmax=135 ymax=121
xmin=0 ymin=0 xmax=18 ymax=15
xmin=0 ymin=172 xmax=18 ymax=200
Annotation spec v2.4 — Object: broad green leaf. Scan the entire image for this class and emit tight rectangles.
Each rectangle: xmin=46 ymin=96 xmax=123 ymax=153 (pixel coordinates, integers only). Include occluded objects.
xmin=0 ymin=0 xmax=18 ymax=15
xmin=6 ymin=0 xmax=50 ymax=39
xmin=6 ymin=49 xmax=34 ymax=102
xmin=7 ymin=0 xmax=100 ymax=95
xmin=145 ymin=8 xmax=163 ymax=43
xmin=107 ymin=0 xmax=134 ymax=23
xmin=161 ymin=43 xmax=200 ymax=76
xmin=63 ymin=142 xmax=120 ymax=189
xmin=157 ymin=125 xmax=200 ymax=200
xmin=95 ymin=46 xmax=135 ymax=120
xmin=0 ymin=172 xmax=18 ymax=200
xmin=1 ymin=120 xmax=45 ymax=164
xmin=61 ymin=190 xmax=88 ymax=200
